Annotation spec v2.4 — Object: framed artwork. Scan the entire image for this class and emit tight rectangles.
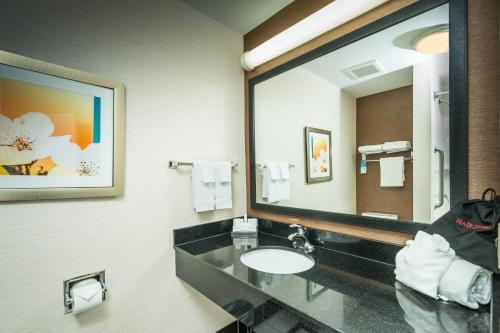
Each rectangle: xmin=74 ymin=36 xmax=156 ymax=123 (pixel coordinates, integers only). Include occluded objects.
xmin=0 ymin=50 xmax=125 ymax=201
xmin=304 ymin=127 xmax=332 ymax=184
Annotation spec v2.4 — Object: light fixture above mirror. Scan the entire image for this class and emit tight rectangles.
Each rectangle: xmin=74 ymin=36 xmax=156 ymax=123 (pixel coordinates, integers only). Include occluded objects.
xmin=411 ymin=24 xmax=449 ymax=54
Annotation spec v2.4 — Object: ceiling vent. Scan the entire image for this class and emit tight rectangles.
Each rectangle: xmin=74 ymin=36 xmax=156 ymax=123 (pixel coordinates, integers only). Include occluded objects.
xmin=342 ymin=60 xmax=385 ymax=80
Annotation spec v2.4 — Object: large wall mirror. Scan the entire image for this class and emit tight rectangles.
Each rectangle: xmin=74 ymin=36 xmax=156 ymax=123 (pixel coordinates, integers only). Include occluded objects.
xmin=249 ymin=0 xmax=467 ymax=233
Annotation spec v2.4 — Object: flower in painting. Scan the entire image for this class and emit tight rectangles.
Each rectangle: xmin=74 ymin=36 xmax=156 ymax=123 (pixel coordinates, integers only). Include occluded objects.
xmin=48 ymin=142 xmax=101 ymax=176
xmin=0 ymin=112 xmax=100 ymax=176
xmin=0 ymin=112 xmax=55 ymax=165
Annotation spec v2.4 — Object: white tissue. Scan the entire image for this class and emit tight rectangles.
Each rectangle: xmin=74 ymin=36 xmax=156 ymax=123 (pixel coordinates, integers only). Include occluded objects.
xmin=70 ymin=278 xmax=103 ymax=314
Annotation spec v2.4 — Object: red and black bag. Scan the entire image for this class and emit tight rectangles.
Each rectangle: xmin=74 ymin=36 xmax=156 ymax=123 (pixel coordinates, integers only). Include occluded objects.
xmin=424 ymin=188 xmax=500 ymax=273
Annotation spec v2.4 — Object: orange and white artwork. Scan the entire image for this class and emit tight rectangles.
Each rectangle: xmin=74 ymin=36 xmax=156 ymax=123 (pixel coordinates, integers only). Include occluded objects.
xmin=0 ymin=63 xmax=114 ymax=189
xmin=305 ymin=127 xmax=332 ymax=183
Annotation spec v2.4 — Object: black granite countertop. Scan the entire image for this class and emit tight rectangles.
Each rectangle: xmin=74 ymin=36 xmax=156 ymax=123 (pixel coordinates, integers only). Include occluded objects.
xmin=174 ymin=220 xmax=492 ymax=333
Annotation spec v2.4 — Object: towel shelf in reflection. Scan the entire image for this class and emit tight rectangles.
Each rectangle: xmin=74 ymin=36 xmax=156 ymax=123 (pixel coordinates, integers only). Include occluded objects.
xmin=365 ymin=157 xmax=413 ymax=163
xmin=168 ymin=160 xmax=238 ymax=169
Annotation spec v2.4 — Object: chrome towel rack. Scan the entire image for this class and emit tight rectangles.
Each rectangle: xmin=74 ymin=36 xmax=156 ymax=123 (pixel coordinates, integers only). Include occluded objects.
xmin=169 ymin=160 xmax=238 ymax=169
xmin=256 ymin=163 xmax=295 ymax=169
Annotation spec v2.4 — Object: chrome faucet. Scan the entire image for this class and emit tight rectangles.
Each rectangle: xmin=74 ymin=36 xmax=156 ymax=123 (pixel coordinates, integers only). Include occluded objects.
xmin=288 ymin=224 xmax=315 ymax=253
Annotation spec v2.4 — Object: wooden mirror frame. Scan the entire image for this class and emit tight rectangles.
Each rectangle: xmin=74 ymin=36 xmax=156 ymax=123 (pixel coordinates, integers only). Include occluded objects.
xmin=248 ymin=0 xmax=467 ymax=234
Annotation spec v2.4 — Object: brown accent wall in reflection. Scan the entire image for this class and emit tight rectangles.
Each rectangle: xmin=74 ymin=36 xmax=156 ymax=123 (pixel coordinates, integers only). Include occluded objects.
xmin=356 ymin=86 xmax=413 ymax=221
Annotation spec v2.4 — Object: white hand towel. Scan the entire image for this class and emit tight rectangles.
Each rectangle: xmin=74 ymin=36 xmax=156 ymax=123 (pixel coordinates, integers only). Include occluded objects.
xmin=278 ymin=178 xmax=290 ymax=201
xmin=192 ymin=161 xmax=215 ymax=212
xmin=438 ymin=257 xmax=492 ymax=309
xmin=215 ymin=161 xmax=232 ymax=183
xmin=380 ymin=156 xmax=405 ymax=187
xmin=196 ymin=160 xmax=216 ymax=183
xmin=382 ymin=141 xmax=412 ymax=153
xmin=214 ymin=161 xmax=232 ymax=209
xmin=358 ymin=144 xmax=383 ymax=154
xmin=395 ymin=231 xmax=455 ymax=298
xmin=277 ymin=163 xmax=290 ymax=201
xmin=278 ymin=163 xmax=290 ymax=180
xmin=266 ymin=162 xmax=281 ymax=181
xmin=262 ymin=167 xmax=280 ymax=203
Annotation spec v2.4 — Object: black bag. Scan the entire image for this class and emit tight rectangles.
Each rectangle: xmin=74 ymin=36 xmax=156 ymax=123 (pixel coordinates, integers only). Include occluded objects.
xmin=425 ymin=188 xmax=500 ymax=273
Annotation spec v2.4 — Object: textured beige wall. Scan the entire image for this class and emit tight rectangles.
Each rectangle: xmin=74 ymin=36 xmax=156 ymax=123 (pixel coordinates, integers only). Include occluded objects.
xmin=0 ymin=0 xmax=244 ymax=332
xmin=254 ymin=67 xmax=356 ymax=213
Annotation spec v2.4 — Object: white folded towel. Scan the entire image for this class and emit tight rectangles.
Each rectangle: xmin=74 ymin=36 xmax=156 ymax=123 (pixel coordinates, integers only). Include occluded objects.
xmin=262 ymin=166 xmax=280 ymax=203
xmin=361 ymin=212 xmax=398 ymax=220
xmin=278 ymin=178 xmax=290 ymax=201
xmin=438 ymin=257 xmax=492 ymax=309
xmin=382 ymin=141 xmax=412 ymax=153
xmin=215 ymin=161 xmax=232 ymax=183
xmin=196 ymin=160 xmax=216 ymax=183
xmin=214 ymin=161 xmax=232 ymax=210
xmin=278 ymin=163 xmax=290 ymax=180
xmin=380 ymin=156 xmax=405 ymax=187
xmin=358 ymin=144 xmax=383 ymax=154
xmin=277 ymin=163 xmax=290 ymax=201
xmin=395 ymin=231 xmax=455 ymax=298
xmin=266 ymin=162 xmax=281 ymax=181
xmin=192 ymin=161 xmax=215 ymax=212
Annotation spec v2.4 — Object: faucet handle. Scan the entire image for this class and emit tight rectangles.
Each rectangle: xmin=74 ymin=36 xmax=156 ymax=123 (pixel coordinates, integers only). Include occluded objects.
xmin=289 ymin=224 xmax=307 ymax=234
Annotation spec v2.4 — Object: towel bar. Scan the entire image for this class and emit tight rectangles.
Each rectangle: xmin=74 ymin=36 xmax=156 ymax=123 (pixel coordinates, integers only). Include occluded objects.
xmin=256 ymin=163 xmax=295 ymax=169
xmin=169 ymin=160 xmax=238 ymax=169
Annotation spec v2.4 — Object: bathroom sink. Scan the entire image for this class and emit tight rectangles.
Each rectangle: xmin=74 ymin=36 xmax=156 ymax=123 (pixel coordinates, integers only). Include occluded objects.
xmin=240 ymin=246 xmax=315 ymax=274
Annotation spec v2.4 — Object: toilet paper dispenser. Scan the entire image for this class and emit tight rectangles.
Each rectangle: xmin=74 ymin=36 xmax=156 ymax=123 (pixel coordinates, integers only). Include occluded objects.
xmin=63 ymin=270 xmax=107 ymax=314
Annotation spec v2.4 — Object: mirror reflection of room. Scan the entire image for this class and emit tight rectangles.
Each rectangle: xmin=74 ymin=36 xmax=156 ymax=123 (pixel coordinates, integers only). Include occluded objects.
xmin=255 ymin=4 xmax=450 ymax=224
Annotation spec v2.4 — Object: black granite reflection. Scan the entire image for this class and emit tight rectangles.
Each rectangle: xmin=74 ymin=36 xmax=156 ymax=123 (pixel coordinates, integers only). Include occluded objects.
xmin=175 ymin=221 xmax=490 ymax=333
xmin=492 ymin=274 xmax=500 ymax=332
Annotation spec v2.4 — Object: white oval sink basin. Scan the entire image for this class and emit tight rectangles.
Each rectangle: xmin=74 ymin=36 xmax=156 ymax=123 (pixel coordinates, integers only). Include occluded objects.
xmin=240 ymin=246 xmax=314 ymax=274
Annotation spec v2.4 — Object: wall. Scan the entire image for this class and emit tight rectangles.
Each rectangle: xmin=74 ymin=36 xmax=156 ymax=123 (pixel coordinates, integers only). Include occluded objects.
xmin=356 ymin=86 xmax=413 ymax=221
xmin=254 ymin=67 xmax=356 ymax=213
xmin=0 ymin=1 xmax=245 ymax=332
xmin=468 ymin=0 xmax=500 ymax=197
xmin=245 ymin=0 xmax=499 ymax=245
xmin=412 ymin=53 xmax=450 ymax=224
xmin=412 ymin=62 xmax=432 ymax=223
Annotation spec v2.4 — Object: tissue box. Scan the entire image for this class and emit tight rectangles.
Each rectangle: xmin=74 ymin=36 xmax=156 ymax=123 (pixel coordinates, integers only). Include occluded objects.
xmin=232 ymin=217 xmax=258 ymax=234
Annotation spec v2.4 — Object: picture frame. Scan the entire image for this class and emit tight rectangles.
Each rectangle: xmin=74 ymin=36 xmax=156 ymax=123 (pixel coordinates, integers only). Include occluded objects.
xmin=0 ymin=50 xmax=125 ymax=201
xmin=304 ymin=126 xmax=332 ymax=184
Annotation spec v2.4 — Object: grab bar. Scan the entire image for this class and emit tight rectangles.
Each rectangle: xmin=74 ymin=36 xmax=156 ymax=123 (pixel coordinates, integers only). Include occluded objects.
xmin=434 ymin=147 xmax=444 ymax=208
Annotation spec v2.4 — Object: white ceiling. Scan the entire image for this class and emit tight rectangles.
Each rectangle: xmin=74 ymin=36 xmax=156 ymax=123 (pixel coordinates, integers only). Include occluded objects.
xmin=302 ymin=4 xmax=449 ymax=97
xmin=181 ymin=0 xmax=293 ymax=34
xmin=344 ymin=66 xmax=413 ymax=98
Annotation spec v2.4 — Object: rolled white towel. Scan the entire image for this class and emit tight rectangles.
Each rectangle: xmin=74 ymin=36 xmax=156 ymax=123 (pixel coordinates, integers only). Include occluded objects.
xmin=358 ymin=144 xmax=383 ymax=154
xmin=382 ymin=141 xmax=411 ymax=153
xmin=438 ymin=257 xmax=492 ymax=309
xmin=395 ymin=231 xmax=455 ymax=299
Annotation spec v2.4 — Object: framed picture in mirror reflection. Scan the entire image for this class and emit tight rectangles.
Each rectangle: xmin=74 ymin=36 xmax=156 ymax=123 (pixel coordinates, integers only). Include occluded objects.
xmin=304 ymin=127 xmax=332 ymax=184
